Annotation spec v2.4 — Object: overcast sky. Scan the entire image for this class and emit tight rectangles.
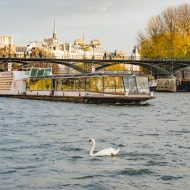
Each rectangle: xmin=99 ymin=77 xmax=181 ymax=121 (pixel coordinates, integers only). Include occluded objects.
xmin=0 ymin=0 xmax=189 ymax=55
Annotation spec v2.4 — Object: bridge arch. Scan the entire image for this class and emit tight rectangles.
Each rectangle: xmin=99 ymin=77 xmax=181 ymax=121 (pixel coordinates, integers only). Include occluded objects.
xmin=95 ymin=61 xmax=172 ymax=76
xmin=0 ymin=60 xmax=87 ymax=74
xmin=173 ymin=66 xmax=190 ymax=75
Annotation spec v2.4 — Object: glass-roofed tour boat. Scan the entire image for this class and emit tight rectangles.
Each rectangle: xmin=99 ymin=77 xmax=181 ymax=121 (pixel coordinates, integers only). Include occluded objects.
xmin=0 ymin=68 xmax=155 ymax=104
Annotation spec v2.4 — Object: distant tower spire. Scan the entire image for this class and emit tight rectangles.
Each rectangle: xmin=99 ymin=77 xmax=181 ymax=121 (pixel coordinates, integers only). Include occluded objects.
xmin=53 ymin=19 xmax=56 ymax=39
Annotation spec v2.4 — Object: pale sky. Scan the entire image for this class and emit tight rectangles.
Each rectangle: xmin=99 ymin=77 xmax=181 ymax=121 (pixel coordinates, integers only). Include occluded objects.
xmin=0 ymin=0 xmax=189 ymax=55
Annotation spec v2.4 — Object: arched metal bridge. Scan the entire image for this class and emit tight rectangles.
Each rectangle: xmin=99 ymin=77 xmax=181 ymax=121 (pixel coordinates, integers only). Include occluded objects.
xmin=0 ymin=57 xmax=190 ymax=77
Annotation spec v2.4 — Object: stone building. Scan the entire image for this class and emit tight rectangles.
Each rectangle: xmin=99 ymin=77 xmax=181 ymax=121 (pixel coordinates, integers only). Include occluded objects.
xmin=0 ymin=35 xmax=13 ymax=47
xmin=0 ymin=35 xmax=15 ymax=56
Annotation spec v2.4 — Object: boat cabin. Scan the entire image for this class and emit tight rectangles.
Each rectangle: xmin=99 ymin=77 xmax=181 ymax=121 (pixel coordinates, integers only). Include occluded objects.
xmin=26 ymin=73 xmax=150 ymax=96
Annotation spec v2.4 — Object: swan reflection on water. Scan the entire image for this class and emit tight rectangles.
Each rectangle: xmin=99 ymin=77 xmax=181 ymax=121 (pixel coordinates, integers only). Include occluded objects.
xmin=89 ymin=138 xmax=120 ymax=157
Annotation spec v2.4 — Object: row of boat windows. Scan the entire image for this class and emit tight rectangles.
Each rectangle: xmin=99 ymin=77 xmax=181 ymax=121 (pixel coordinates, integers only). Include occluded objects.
xmin=27 ymin=76 xmax=125 ymax=94
xmin=26 ymin=76 xmax=149 ymax=94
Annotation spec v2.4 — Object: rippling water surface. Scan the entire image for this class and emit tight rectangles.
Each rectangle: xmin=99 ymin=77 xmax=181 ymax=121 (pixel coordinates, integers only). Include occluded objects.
xmin=0 ymin=93 xmax=190 ymax=190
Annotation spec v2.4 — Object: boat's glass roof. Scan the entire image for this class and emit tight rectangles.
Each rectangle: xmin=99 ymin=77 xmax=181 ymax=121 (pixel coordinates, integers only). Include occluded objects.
xmin=29 ymin=68 xmax=52 ymax=77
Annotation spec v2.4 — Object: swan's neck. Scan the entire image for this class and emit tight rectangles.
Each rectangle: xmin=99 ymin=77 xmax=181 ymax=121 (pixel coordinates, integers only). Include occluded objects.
xmin=90 ymin=141 xmax=95 ymax=156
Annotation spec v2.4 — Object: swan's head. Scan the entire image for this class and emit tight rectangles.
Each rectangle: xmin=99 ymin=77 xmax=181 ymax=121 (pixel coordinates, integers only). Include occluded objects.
xmin=89 ymin=138 xmax=95 ymax=144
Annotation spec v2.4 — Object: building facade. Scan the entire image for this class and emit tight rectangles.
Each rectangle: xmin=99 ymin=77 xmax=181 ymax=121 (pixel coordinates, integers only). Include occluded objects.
xmin=0 ymin=35 xmax=13 ymax=46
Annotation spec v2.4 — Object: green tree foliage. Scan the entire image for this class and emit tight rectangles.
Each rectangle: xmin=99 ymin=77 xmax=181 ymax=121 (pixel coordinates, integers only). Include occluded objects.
xmin=138 ymin=4 xmax=190 ymax=59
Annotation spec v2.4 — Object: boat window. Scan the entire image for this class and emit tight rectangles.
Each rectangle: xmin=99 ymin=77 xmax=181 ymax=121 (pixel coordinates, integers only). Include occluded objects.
xmin=27 ymin=79 xmax=38 ymax=90
xmin=136 ymin=76 xmax=149 ymax=94
xmin=37 ymin=69 xmax=44 ymax=77
xmin=56 ymin=79 xmax=64 ymax=90
xmin=27 ymin=79 xmax=52 ymax=90
xmin=58 ymin=78 xmax=74 ymax=91
xmin=64 ymin=78 xmax=75 ymax=90
xmin=43 ymin=69 xmax=52 ymax=76
xmin=104 ymin=76 xmax=116 ymax=93
xmin=85 ymin=77 xmax=103 ymax=92
xmin=115 ymin=77 xmax=125 ymax=94
xmin=123 ymin=76 xmax=138 ymax=94
xmin=56 ymin=78 xmax=85 ymax=91
xmin=75 ymin=78 xmax=85 ymax=91
xmin=30 ymin=69 xmax=38 ymax=77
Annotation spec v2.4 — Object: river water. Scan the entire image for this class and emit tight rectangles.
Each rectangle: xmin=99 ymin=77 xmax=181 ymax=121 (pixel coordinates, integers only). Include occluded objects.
xmin=0 ymin=93 xmax=190 ymax=190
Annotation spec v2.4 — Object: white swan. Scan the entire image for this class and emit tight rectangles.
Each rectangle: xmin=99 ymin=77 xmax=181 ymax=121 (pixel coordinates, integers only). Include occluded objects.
xmin=89 ymin=138 xmax=120 ymax=157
